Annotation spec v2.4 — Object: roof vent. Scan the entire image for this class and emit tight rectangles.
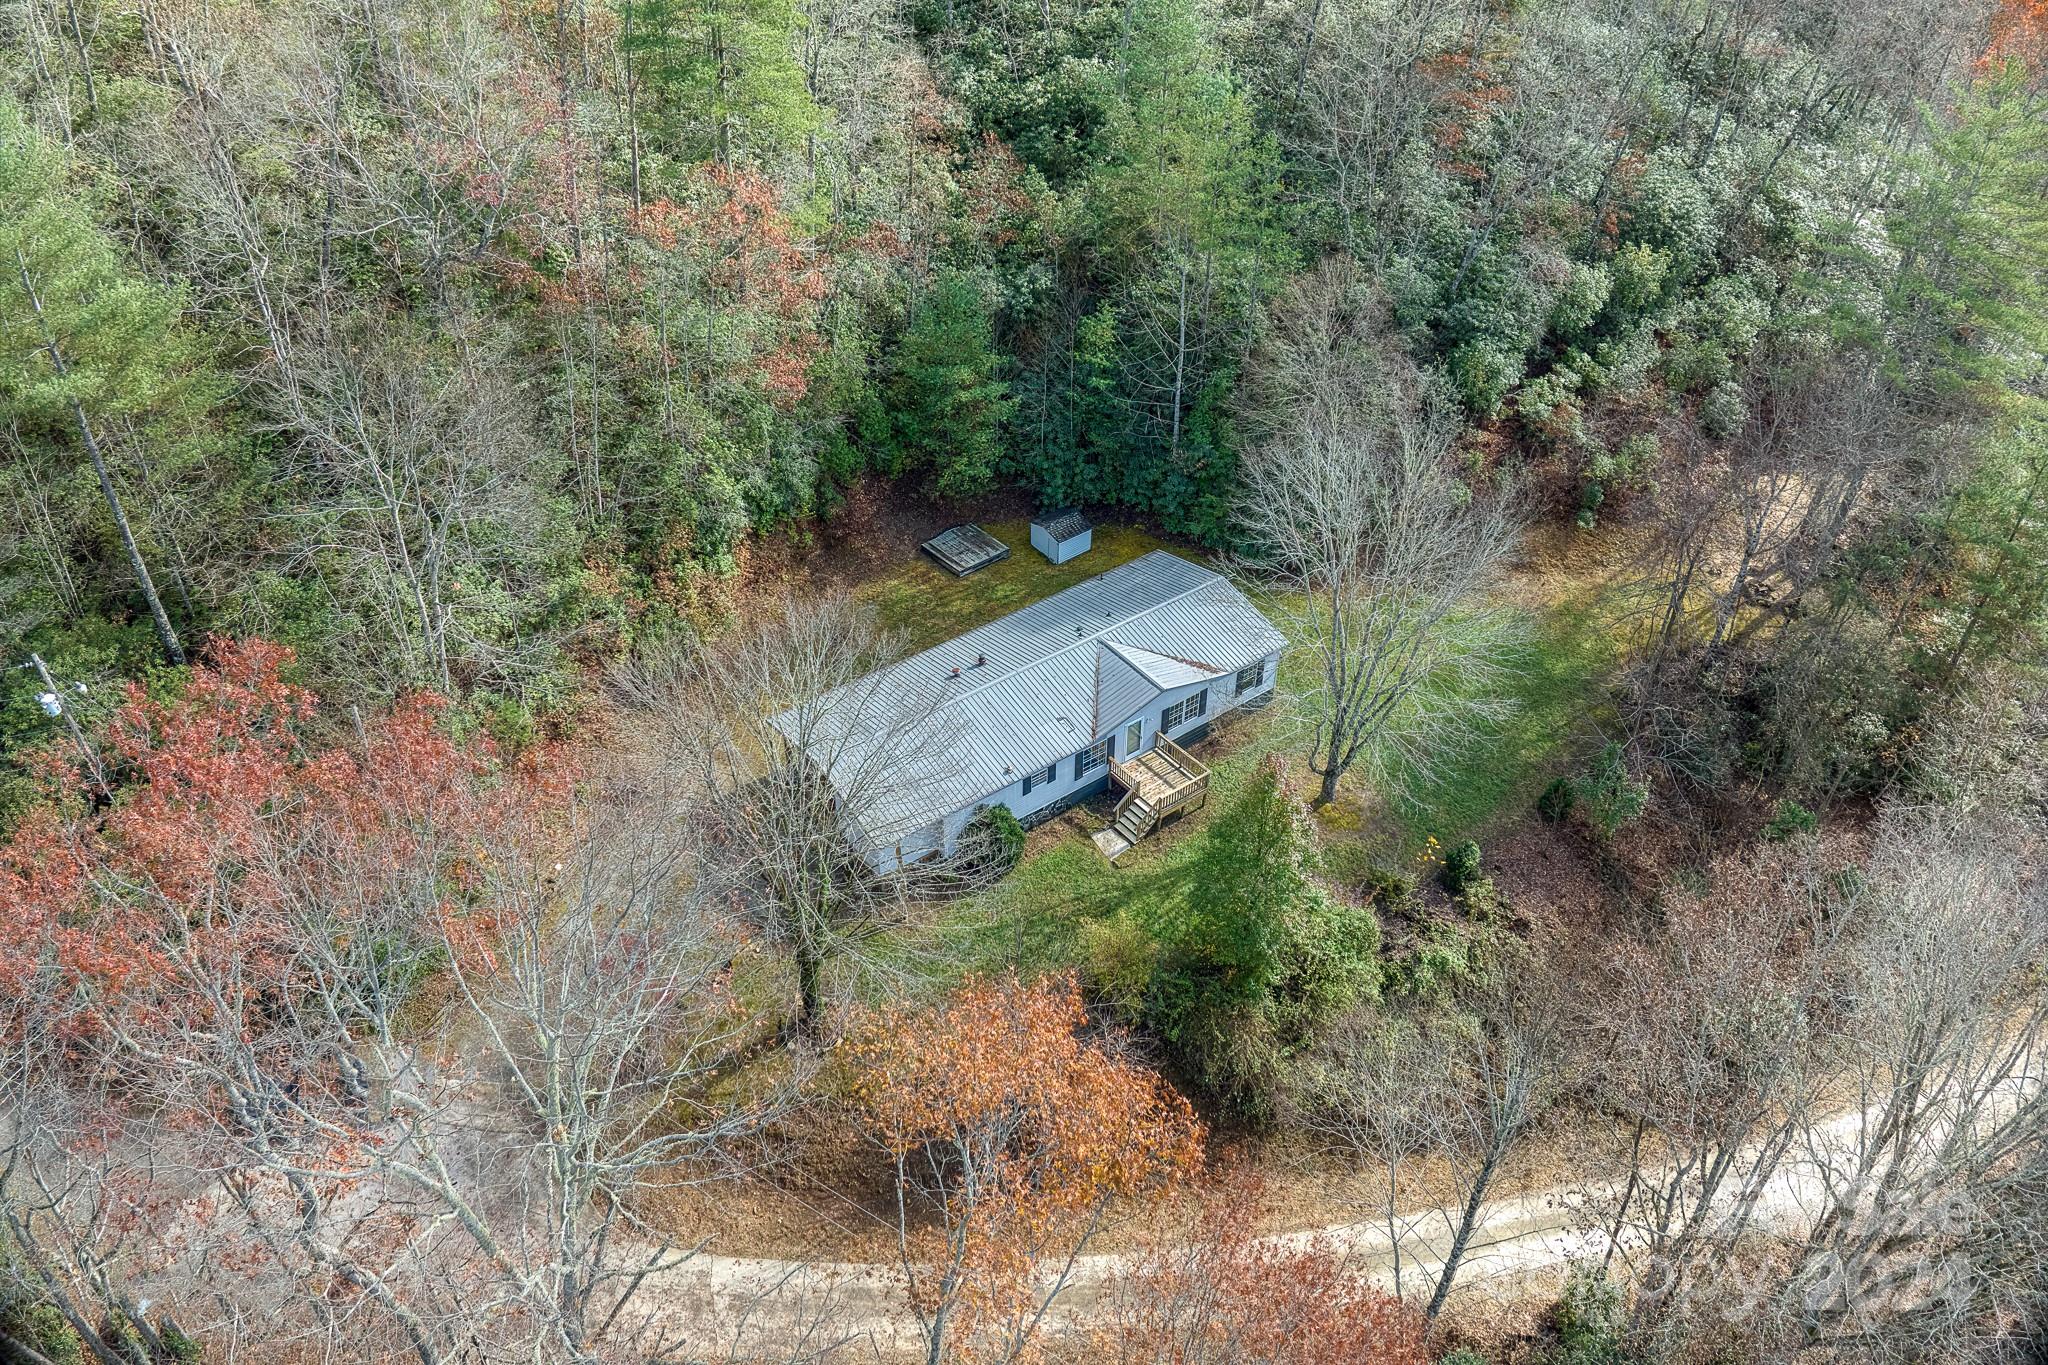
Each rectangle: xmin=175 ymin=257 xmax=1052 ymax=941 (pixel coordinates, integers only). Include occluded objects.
xmin=976 ymin=653 xmax=987 ymax=667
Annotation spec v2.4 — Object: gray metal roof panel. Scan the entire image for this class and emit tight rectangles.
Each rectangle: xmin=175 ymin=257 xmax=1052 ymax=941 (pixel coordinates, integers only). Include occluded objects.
xmin=1101 ymin=639 xmax=1224 ymax=690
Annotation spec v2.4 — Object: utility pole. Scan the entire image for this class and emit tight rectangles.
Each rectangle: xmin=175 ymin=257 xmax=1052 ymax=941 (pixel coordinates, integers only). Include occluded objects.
xmin=23 ymin=652 xmax=113 ymax=801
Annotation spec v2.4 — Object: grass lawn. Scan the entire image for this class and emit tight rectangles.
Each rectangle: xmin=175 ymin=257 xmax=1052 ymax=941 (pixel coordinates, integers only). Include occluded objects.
xmin=1374 ymin=591 xmax=1624 ymax=847
xmin=853 ymin=519 xmax=1179 ymax=653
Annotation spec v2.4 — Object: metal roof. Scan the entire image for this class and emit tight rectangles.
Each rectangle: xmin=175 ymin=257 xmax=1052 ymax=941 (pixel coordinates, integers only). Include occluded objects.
xmin=1033 ymin=509 xmax=1091 ymax=542
xmin=771 ymin=551 xmax=1285 ymax=844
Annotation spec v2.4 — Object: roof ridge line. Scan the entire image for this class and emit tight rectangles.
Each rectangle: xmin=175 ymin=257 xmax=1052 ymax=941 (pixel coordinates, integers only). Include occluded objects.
xmin=913 ymin=554 xmax=1228 ymax=708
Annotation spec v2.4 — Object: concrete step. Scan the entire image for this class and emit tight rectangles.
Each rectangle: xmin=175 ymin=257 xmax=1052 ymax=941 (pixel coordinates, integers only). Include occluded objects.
xmin=1090 ymin=827 xmax=1134 ymax=861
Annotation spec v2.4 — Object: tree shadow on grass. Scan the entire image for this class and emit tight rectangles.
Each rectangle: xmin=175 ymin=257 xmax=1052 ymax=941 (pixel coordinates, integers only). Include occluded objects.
xmin=943 ymin=843 xmax=1208 ymax=980
xmin=1382 ymin=600 xmax=1619 ymax=847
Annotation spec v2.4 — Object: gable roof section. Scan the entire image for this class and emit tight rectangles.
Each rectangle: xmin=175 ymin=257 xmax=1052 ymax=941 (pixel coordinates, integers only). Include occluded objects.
xmin=1094 ymin=644 xmax=1161 ymax=735
xmin=1101 ymin=640 xmax=1225 ymax=691
xmin=772 ymin=551 xmax=1286 ymax=844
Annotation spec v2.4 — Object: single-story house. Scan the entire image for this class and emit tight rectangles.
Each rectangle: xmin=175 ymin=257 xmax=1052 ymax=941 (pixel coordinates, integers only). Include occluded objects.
xmin=773 ymin=550 xmax=1286 ymax=873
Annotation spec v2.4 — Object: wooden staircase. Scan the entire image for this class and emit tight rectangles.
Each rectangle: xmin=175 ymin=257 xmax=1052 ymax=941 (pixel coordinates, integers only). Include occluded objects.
xmin=1092 ymin=736 xmax=1210 ymax=862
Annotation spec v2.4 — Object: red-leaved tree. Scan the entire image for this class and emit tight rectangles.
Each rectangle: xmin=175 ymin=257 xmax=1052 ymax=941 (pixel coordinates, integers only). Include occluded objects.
xmin=1097 ymin=1176 xmax=1432 ymax=1365
xmin=1 ymin=637 xmax=771 ymax=1364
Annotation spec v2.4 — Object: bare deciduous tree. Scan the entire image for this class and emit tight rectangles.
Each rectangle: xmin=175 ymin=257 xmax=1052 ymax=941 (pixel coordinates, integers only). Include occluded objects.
xmin=1764 ymin=798 xmax=2048 ymax=1362
xmin=1293 ymin=957 xmax=1564 ymax=1319
xmin=1580 ymin=848 xmax=1841 ymax=1322
xmin=280 ymin=322 xmax=565 ymax=697
xmin=1290 ymin=1014 xmax=1448 ymax=1301
xmin=1576 ymin=726 xmax=2048 ymax=1361
xmin=623 ymin=593 xmax=992 ymax=1040
xmin=1236 ymin=266 xmax=1523 ymax=807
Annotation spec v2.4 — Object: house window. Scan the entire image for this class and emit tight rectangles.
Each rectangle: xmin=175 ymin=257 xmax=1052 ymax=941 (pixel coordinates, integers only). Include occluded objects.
xmin=1021 ymin=761 xmax=1058 ymax=795
xmin=1162 ymin=689 xmax=1208 ymax=731
xmin=1074 ymin=737 xmax=1112 ymax=779
xmin=1234 ymin=659 xmax=1266 ymax=695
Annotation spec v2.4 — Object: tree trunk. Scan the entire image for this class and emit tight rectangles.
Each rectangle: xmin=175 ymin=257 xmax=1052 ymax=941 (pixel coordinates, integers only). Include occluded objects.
xmin=794 ymin=942 xmax=823 ymax=1038
xmin=16 ymin=250 xmax=185 ymax=664
xmin=1289 ymin=0 xmax=1325 ymax=104
xmin=1427 ymin=1139 xmax=1504 ymax=1318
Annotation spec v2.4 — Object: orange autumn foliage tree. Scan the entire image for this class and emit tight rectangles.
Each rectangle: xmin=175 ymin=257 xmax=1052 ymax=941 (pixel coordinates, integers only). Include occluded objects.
xmin=1096 ymin=1176 xmax=1432 ymax=1365
xmin=1982 ymin=0 xmax=2048 ymax=79
xmin=0 ymin=637 xmax=584 ymax=1360
xmin=630 ymin=165 xmax=831 ymax=410
xmin=844 ymin=974 xmax=1204 ymax=1365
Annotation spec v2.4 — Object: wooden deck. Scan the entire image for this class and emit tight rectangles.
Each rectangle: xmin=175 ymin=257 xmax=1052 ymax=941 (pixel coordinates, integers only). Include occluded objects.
xmin=1095 ymin=736 xmax=1210 ymax=861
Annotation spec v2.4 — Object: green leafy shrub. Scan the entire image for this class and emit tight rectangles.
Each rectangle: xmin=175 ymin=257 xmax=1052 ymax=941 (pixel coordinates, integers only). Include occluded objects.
xmin=476 ymin=693 xmax=538 ymax=752
xmin=1441 ymin=839 xmax=1484 ymax=895
xmin=161 ymin=1321 xmax=205 ymax=1364
xmin=1548 ymin=262 xmax=1613 ymax=337
xmin=1623 ymin=151 xmax=1720 ymax=265
xmin=1385 ymin=928 xmax=1471 ymax=1004
xmin=1354 ymin=861 xmax=1417 ymax=914
xmin=1443 ymin=844 xmax=1501 ymax=913
xmin=1700 ymin=379 xmax=1747 ymax=439
xmin=1591 ymin=328 xmax=1660 ymax=393
xmin=1075 ymin=914 xmax=1152 ymax=1015
xmin=1146 ymin=760 xmax=1381 ymax=1117
xmin=1576 ymin=481 xmax=1604 ymax=530
xmin=1517 ymin=369 xmax=1584 ymax=447
xmin=1763 ymin=798 xmax=1817 ymax=841
xmin=1571 ymin=743 xmax=1647 ymax=839
xmin=960 ymin=803 xmax=1026 ymax=877
xmin=1660 ymin=336 xmax=1732 ymax=392
xmin=1548 ymin=1266 xmax=1627 ymax=1364
xmin=1577 ymin=432 xmax=1657 ymax=528
xmin=1537 ymin=776 xmax=1576 ymax=822
xmin=1447 ymin=339 xmax=1525 ymax=416
xmin=1607 ymin=243 xmax=1672 ymax=318
xmin=8 ymin=1303 xmax=86 ymax=1365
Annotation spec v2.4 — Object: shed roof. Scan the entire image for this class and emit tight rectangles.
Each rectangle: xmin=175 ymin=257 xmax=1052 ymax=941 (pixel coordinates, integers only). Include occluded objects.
xmin=1032 ymin=508 xmax=1091 ymax=542
xmin=772 ymin=551 xmax=1285 ymax=845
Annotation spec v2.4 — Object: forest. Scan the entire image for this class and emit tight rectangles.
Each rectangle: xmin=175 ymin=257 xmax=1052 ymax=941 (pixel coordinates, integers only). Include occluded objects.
xmin=2 ymin=0 xmax=2046 ymax=1359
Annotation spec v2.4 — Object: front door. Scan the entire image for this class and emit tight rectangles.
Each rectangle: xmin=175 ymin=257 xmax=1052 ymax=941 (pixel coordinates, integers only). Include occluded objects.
xmin=1123 ymin=718 xmax=1143 ymax=757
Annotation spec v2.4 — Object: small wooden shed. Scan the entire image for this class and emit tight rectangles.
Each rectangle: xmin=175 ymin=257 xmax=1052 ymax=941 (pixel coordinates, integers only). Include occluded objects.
xmin=1029 ymin=510 xmax=1092 ymax=565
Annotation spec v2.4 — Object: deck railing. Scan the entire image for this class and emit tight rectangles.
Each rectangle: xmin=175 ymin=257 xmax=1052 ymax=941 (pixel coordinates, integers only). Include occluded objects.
xmin=1109 ymin=734 xmax=1211 ymax=829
